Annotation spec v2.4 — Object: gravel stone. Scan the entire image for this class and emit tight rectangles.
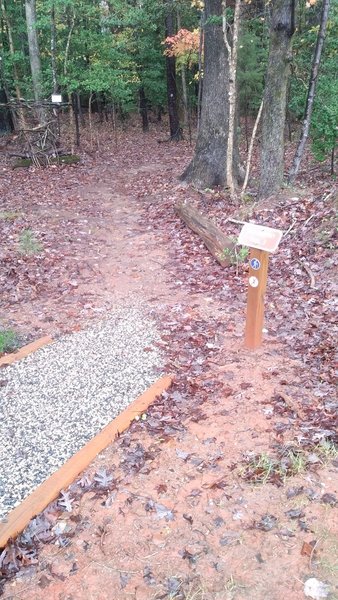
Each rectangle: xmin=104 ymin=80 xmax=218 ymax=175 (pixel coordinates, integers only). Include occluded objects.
xmin=0 ymin=306 xmax=162 ymax=520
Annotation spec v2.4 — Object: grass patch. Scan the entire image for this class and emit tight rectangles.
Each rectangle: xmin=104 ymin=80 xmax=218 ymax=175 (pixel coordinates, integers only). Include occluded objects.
xmin=241 ymin=443 xmax=338 ymax=486
xmin=317 ymin=440 xmax=338 ymax=462
xmin=0 ymin=210 xmax=22 ymax=221
xmin=240 ymin=449 xmax=307 ymax=485
xmin=0 ymin=329 xmax=19 ymax=354
xmin=18 ymin=229 xmax=43 ymax=255
xmin=312 ymin=526 xmax=338 ymax=587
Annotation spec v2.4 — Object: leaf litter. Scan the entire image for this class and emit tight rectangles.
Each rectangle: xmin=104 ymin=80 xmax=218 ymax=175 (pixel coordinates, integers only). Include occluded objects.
xmin=0 ymin=122 xmax=337 ymax=599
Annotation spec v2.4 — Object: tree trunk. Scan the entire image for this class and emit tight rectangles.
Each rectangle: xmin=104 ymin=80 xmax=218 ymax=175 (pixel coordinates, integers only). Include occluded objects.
xmin=25 ymin=0 xmax=46 ymax=123
xmin=259 ymin=0 xmax=295 ymax=198
xmin=0 ymin=88 xmax=14 ymax=132
xmin=175 ymin=202 xmax=235 ymax=266
xmin=51 ymin=2 xmax=58 ymax=93
xmin=288 ymin=0 xmax=330 ymax=184
xmin=77 ymin=92 xmax=85 ymax=126
xmin=241 ymin=99 xmax=264 ymax=196
xmin=181 ymin=0 xmax=241 ymax=188
xmin=71 ymin=92 xmax=80 ymax=146
xmin=196 ymin=11 xmax=204 ymax=133
xmin=0 ymin=37 xmax=16 ymax=130
xmin=165 ymin=10 xmax=182 ymax=141
xmin=64 ymin=7 xmax=75 ymax=77
xmin=0 ymin=0 xmax=25 ymax=128
xmin=88 ymin=92 xmax=93 ymax=145
xmin=223 ymin=0 xmax=241 ymax=198
xmin=139 ymin=86 xmax=149 ymax=132
xmin=176 ymin=11 xmax=189 ymax=132
xmin=180 ymin=65 xmax=189 ymax=129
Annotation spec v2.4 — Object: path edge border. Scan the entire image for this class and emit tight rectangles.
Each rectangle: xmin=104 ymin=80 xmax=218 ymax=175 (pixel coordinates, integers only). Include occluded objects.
xmin=0 ymin=374 xmax=172 ymax=549
xmin=0 ymin=336 xmax=53 ymax=367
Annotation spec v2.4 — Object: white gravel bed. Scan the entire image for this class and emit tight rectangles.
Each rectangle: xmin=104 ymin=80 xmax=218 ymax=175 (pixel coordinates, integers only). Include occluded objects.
xmin=0 ymin=306 xmax=162 ymax=521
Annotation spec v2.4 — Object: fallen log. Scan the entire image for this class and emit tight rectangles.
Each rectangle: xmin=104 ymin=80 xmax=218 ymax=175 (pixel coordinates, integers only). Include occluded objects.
xmin=13 ymin=154 xmax=80 ymax=168
xmin=175 ymin=202 xmax=236 ymax=267
xmin=9 ymin=148 xmax=68 ymax=158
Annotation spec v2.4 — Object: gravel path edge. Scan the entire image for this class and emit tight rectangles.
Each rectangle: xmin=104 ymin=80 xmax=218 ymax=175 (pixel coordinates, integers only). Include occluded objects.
xmin=0 ymin=374 xmax=172 ymax=549
xmin=0 ymin=336 xmax=53 ymax=367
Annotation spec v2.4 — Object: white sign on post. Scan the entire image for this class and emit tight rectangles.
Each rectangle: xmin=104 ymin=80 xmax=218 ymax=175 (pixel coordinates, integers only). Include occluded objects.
xmin=238 ymin=223 xmax=283 ymax=253
xmin=51 ymin=94 xmax=62 ymax=104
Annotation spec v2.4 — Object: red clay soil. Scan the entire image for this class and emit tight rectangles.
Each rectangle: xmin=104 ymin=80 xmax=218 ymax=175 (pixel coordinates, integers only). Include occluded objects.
xmin=0 ymin=122 xmax=337 ymax=600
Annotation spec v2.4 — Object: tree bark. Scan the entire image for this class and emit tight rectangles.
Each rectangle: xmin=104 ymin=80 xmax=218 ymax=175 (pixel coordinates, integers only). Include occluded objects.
xmin=223 ymin=0 xmax=241 ymax=198
xmin=25 ymin=0 xmax=46 ymax=123
xmin=259 ymin=0 xmax=295 ymax=198
xmin=196 ymin=11 xmax=204 ymax=133
xmin=0 ymin=35 xmax=16 ymax=130
xmin=77 ymin=92 xmax=84 ymax=126
xmin=0 ymin=87 xmax=14 ymax=132
xmin=50 ymin=2 xmax=58 ymax=93
xmin=71 ymin=91 xmax=80 ymax=146
xmin=176 ymin=11 xmax=189 ymax=132
xmin=88 ymin=91 xmax=93 ymax=145
xmin=165 ymin=9 xmax=182 ymax=141
xmin=241 ymin=99 xmax=263 ymax=196
xmin=63 ymin=8 xmax=75 ymax=78
xmin=288 ymin=0 xmax=330 ymax=184
xmin=175 ymin=202 xmax=235 ymax=266
xmin=181 ymin=0 xmax=241 ymax=189
xmin=0 ymin=0 xmax=25 ymax=128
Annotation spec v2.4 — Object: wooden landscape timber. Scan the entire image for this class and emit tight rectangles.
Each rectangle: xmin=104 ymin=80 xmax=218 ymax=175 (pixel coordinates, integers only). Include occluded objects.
xmin=175 ymin=202 xmax=235 ymax=267
xmin=0 ymin=336 xmax=53 ymax=366
xmin=0 ymin=375 xmax=173 ymax=549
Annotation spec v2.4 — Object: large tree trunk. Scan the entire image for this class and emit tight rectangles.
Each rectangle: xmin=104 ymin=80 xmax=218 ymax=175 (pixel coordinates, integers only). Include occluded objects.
xmin=288 ymin=0 xmax=330 ymax=184
xmin=259 ymin=0 xmax=295 ymax=198
xmin=165 ymin=10 xmax=182 ymax=141
xmin=181 ymin=0 xmax=241 ymax=188
xmin=25 ymin=0 xmax=46 ymax=123
xmin=175 ymin=202 xmax=235 ymax=266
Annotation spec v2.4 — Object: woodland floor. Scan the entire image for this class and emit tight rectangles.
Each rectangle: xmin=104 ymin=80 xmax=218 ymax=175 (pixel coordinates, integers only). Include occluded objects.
xmin=0 ymin=120 xmax=337 ymax=600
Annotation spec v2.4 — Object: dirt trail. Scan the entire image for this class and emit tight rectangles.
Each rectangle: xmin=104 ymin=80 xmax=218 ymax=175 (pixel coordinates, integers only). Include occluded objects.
xmin=1 ymin=132 xmax=337 ymax=600
xmin=1 ymin=160 xmax=183 ymax=338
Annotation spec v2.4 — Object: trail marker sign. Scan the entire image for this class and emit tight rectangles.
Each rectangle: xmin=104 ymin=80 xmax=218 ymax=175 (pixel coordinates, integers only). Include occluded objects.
xmin=238 ymin=223 xmax=283 ymax=253
xmin=238 ymin=223 xmax=283 ymax=349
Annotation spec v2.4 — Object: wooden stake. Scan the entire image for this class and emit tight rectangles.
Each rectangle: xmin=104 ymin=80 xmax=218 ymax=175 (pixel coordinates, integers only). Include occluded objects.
xmin=244 ymin=248 xmax=269 ymax=349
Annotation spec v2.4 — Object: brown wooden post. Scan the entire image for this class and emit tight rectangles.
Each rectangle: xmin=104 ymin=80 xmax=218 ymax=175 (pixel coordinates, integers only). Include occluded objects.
xmin=238 ymin=222 xmax=283 ymax=350
xmin=245 ymin=248 xmax=269 ymax=349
